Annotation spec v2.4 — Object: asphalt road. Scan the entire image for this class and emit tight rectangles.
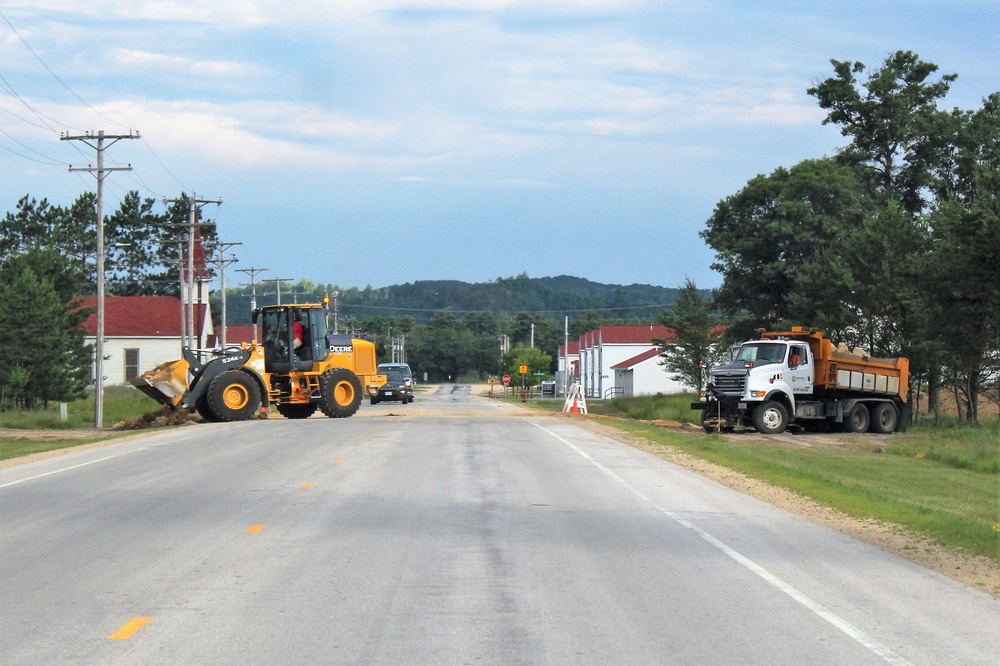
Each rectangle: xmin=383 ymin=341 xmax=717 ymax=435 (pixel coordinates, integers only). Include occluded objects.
xmin=1 ymin=385 xmax=997 ymax=665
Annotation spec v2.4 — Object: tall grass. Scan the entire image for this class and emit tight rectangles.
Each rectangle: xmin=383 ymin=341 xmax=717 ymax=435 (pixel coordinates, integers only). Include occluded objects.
xmin=890 ymin=420 xmax=1000 ymax=474
xmin=0 ymin=386 xmax=161 ymax=430
xmin=588 ymin=392 xmax=701 ymax=423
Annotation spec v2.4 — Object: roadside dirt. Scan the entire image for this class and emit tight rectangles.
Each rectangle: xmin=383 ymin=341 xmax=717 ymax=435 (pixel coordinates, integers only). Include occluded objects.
xmin=573 ymin=415 xmax=1000 ymax=598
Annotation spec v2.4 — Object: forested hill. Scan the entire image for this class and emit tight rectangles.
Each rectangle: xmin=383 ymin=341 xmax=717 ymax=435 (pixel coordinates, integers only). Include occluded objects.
xmin=225 ymin=274 xmax=700 ymax=324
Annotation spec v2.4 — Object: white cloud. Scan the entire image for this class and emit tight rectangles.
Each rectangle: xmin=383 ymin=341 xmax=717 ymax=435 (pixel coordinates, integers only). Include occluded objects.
xmin=114 ymin=48 xmax=259 ymax=78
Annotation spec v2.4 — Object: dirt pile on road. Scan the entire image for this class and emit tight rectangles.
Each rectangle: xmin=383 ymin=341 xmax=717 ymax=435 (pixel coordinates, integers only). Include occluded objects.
xmin=114 ymin=407 xmax=201 ymax=430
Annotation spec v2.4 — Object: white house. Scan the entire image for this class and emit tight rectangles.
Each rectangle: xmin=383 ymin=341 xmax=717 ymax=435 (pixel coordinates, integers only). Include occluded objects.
xmin=611 ymin=347 xmax=688 ymax=397
xmin=82 ymin=296 xmax=213 ymax=385
xmin=555 ymin=340 xmax=579 ymax=396
xmin=578 ymin=325 xmax=679 ymax=398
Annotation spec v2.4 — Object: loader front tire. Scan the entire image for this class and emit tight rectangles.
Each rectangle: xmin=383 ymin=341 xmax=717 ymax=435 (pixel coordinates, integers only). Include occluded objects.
xmin=207 ymin=371 xmax=261 ymax=422
xmin=319 ymin=368 xmax=363 ymax=418
xmin=195 ymin=396 xmax=221 ymax=422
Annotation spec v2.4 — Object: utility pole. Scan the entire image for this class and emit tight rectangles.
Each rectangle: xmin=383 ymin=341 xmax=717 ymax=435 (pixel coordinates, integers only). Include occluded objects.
xmin=332 ymin=291 xmax=339 ymax=333
xmin=236 ymin=266 xmax=269 ymax=340
xmin=263 ymin=277 xmax=293 ymax=306
xmin=164 ymin=194 xmax=221 ymax=351
xmin=61 ymin=129 xmax=140 ymax=429
xmin=211 ymin=241 xmax=241 ymax=349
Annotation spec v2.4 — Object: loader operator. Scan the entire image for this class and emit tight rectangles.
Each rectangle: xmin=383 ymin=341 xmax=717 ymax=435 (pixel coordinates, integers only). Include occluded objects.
xmin=292 ymin=312 xmax=304 ymax=350
xmin=268 ymin=311 xmax=304 ymax=361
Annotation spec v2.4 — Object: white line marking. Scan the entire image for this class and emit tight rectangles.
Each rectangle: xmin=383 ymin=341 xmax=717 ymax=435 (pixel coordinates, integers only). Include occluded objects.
xmin=531 ymin=421 xmax=914 ymax=666
xmin=0 ymin=449 xmax=142 ymax=490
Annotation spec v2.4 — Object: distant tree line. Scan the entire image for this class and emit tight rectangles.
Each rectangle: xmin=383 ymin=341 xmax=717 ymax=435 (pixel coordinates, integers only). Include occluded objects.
xmin=661 ymin=51 xmax=999 ymax=424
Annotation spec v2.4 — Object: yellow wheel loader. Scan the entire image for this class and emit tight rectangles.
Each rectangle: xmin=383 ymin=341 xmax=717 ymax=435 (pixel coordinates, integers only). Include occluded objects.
xmin=131 ymin=303 xmax=385 ymax=422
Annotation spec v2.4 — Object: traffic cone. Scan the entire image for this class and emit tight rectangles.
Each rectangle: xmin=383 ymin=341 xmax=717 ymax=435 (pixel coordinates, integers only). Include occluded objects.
xmin=570 ymin=397 xmax=579 ymax=414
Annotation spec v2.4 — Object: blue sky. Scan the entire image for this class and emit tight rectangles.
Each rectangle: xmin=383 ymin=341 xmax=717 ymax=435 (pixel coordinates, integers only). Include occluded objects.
xmin=1 ymin=1 xmax=997 ymax=292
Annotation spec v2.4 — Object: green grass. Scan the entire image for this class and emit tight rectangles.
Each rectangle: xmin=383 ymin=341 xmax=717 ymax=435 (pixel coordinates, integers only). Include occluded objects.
xmin=0 ymin=387 xmax=162 ymax=462
xmin=891 ymin=419 xmax=1000 ymax=474
xmin=586 ymin=392 xmax=700 ymax=423
xmin=0 ymin=386 xmax=161 ymax=430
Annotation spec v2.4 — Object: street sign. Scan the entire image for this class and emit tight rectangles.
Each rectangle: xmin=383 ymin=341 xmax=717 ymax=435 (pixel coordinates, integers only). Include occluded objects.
xmin=502 ymin=374 xmax=511 ymax=386
xmin=519 ymin=364 xmax=528 ymax=374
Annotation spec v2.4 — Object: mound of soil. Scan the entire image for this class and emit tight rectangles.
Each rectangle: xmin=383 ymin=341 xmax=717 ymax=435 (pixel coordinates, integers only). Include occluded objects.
xmin=114 ymin=406 xmax=201 ymax=430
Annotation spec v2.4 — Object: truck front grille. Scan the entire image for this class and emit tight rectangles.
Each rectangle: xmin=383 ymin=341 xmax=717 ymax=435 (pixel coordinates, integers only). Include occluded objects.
xmin=711 ymin=372 xmax=746 ymax=396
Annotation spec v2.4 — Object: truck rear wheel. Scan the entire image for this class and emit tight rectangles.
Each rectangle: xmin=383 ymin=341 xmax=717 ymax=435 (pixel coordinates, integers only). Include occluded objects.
xmin=752 ymin=400 xmax=788 ymax=434
xmin=844 ymin=403 xmax=870 ymax=433
xmin=319 ymin=368 xmax=363 ymax=418
xmin=870 ymin=403 xmax=897 ymax=434
xmin=276 ymin=403 xmax=318 ymax=419
xmin=207 ymin=371 xmax=261 ymax=422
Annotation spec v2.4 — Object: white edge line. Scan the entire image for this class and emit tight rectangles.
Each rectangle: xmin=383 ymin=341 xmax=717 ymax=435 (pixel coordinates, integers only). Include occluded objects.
xmin=531 ymin=421 xmax=914 ymax=666
xmin=0 ymin=449 xmax=142 ymax=489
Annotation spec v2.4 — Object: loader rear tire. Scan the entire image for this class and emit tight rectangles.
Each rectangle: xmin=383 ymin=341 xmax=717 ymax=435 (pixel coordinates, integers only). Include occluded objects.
xmin=276 ymin=402 xmax=318 ymax=419
xmin=207 ymin=371 xmax=261 ymax=422
xmin=319 ymin=368 xmax=363 ymax=418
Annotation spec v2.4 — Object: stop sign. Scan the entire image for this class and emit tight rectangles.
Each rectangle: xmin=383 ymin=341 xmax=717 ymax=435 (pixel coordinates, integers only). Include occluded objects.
xmin=502 ymin=374 xmax=511 ymax=386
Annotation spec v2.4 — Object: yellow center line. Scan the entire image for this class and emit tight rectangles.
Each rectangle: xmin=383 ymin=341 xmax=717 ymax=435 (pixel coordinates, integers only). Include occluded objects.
xmin=332 ymin=456 xmax=343 ymax=463
xmin=301 ymin=481 xmax=314 ymax=489
xmin=245 ymin=524 xmax=265 ymax=534
xmin=107 ymin=616 xmax=151 ymax=640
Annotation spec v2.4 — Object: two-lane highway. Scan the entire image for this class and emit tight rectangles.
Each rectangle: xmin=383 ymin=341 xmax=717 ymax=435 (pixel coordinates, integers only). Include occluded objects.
xmin=1 ymin=385 xmax=997 ymax=664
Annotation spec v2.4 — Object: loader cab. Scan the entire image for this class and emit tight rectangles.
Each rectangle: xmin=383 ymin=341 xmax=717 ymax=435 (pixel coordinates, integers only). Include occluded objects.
xmin=256 ymin=305 xmax=330 ymax=374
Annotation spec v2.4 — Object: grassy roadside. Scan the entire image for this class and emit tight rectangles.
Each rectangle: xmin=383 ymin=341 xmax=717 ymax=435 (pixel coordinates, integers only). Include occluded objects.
xmin=0 ymin=387 xmax=161 ymax=462
xmin=519 ymin=393 xmax=1000 ymax=564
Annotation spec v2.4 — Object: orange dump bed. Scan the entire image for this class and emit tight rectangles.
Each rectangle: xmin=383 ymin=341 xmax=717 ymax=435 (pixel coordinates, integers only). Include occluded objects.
xmin=761 ymin=328 xmax=909 ymax=402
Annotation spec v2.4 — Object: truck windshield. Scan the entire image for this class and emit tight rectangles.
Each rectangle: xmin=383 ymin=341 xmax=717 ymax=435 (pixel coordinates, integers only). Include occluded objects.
xmin=735 ymin=343 xmax=786 ymax=365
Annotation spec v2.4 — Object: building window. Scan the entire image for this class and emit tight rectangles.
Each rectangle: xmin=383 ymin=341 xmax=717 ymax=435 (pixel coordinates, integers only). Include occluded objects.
xmin=124 ymin=348 xmax=140 ymax=383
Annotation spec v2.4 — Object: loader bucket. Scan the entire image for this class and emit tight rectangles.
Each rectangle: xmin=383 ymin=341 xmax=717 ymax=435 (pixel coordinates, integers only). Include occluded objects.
xmin=130 ymin=358 xmax=192 ymax=408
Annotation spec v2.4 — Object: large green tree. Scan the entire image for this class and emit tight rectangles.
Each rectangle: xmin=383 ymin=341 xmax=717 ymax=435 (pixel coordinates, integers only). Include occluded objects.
xmin=0 ymin=254 xmax=90 ymax=408
xmin=808 ymin=50 xmax=957 ymax=214
xmin=701 ymin=158 xmax=868 ymax=333
xmin=654 ymin=279 xmax=725 ymax=391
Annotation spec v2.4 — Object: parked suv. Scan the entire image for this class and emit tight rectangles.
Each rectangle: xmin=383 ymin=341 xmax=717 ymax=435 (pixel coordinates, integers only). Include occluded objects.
xmin=371 ymin=371 xmax=412 ymax=405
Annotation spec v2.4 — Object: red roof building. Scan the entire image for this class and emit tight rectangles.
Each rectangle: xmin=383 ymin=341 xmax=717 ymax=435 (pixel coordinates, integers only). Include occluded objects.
xmin=81 ymin=296 xmax=213 ymax=385
xmin=577 ymin=325 xmax=684 ymax=398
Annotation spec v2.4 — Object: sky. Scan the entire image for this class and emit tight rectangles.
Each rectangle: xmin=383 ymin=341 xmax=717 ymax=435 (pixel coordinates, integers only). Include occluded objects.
xmin=1 ymin=1 xmax=997 ymax=293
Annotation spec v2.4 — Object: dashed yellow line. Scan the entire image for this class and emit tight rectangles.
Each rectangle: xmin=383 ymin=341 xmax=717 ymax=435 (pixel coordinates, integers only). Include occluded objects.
xmin=301 ymin=481 xmax=314 ymax=489
xmin=107 ymin=616 xmax=151 ymax=640
xmin=245 ymin=524 xmax=265 ymax=534
xmin=332 ymin=456 xmax=343 ymax=463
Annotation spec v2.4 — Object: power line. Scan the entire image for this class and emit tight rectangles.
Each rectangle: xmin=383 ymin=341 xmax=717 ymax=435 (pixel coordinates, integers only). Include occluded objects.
xmin=0 ymin=9 xmax=130 ymax=131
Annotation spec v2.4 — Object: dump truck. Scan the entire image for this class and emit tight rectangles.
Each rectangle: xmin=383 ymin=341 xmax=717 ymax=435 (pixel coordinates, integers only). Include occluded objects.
xmin=131 ymin=303 xmax=385 ymax=421
xmin=691 ymin=327 xmax=909 ymax=435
